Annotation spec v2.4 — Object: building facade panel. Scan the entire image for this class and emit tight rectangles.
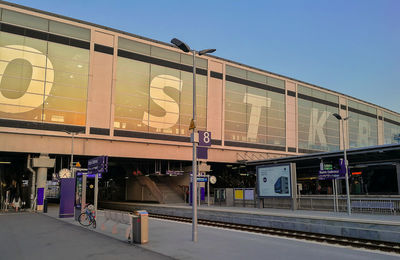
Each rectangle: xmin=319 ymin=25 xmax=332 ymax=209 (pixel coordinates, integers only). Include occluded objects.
xmin=207 ymin=61 xmax=223 ymax=140
xmin=87 ymin=46 xmax=113 ymax=130
xmin=348 ymin=100 xmax=378 ymax=148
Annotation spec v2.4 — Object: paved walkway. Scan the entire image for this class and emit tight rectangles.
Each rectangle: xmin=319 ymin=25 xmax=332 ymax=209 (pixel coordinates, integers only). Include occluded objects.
xmin=41 ymin=205 xmax=399 ymax=260
xmin=0 ymin=212 xmax=172 ymax=260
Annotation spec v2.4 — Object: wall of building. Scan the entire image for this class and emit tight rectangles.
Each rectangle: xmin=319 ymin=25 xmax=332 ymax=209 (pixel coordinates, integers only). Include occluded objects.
xmin=126 ymin=179 xmax=158 ymax=202
xmin=0 ymin=2 xmax=399 ymax=165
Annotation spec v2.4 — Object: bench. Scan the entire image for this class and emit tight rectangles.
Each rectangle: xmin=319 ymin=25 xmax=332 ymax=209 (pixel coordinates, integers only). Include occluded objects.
xmin=351 ymin=201 xmax=395 ymax=214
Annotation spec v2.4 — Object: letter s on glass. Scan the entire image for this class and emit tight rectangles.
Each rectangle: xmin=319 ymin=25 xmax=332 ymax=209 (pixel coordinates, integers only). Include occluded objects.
xmin=142 ymin=74 xmax=181 ymax=129
xmin=0 ymin=45 xmax=54 ymax=113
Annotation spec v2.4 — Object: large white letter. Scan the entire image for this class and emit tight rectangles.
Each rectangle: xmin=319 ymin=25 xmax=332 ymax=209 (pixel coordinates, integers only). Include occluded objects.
xmin=142 ymin=74 xmax=181 ymax=130
xmin=0 ymin=45 xmax=54 ymax=113
xmin=308 ymin=108 xmax=330 ymax=147
xmin=244 ymin=93 xmax=271 ymax=141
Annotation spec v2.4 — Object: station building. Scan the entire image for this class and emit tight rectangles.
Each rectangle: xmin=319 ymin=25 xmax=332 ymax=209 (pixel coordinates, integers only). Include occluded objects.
xmin=0 ymin=2 xmax=399 ymax=207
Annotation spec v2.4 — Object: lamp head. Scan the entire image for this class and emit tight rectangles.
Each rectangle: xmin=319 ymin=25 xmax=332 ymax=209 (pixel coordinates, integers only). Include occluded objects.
xmin=198 ymin=48 xmax=216 ymax=56
xmin=171 ymin=38 xmax=190 ymax=53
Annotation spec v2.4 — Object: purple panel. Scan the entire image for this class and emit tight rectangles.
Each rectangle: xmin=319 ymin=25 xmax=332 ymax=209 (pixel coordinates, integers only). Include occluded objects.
xmin=200 ymin=187 xmax=205 ymax=201
xmin=76 ymin=172 xmax=102 ymax=178
xmin=59 ymin=178 xmax=75 ymax=218
xmin=189 ymin=182 xmax=193 ymax=205
xmin=339 ymin=158 xmax=346 ymax=176
xmin=198 ymin=131 xmax=211 ymax=147
xmin=88 ymin=156 xmax=108 ymax=173
xmin=244 ymin=189 xmax=254 ymax=200
xmin=37 ymin=188 xmax=44 ymax=205
xmin=318 ymin=170 xmax=340 ymax=180
xmin=197 ymin=146 xmax=208 ymax=159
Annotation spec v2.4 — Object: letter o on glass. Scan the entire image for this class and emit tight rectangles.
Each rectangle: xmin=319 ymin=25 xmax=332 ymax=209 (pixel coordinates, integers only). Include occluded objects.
xmin=0 ymin=45 xmax=54 ymax=113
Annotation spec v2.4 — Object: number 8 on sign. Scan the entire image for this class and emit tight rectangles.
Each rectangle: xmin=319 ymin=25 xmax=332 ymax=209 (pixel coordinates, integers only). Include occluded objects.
xmin=198 ymin=131 xmax=212 ymax=147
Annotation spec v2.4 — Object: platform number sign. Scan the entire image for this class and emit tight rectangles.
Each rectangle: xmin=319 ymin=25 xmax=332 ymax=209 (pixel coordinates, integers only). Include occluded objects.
xmin=199 ymin=131 xmax=211 ymax=147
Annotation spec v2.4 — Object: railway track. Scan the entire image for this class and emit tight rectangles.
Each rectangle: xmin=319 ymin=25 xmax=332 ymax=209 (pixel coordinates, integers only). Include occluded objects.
xmin=149 ymin=213 xmax=400 ymax=254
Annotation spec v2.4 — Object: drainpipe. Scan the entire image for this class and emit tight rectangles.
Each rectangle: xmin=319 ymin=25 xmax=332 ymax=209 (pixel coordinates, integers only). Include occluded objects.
xmin=27 ymin=154 xmax=36 ymax=211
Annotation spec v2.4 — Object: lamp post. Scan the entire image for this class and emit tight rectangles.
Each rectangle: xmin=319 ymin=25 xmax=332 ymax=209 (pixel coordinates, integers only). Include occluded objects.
xmin=332 ymin=113 xmax=351 ymax=215
xmin=65 ymin=131 xmax=83 ymax=177
xmin=171 ymin=38 xmax=215 ymax=242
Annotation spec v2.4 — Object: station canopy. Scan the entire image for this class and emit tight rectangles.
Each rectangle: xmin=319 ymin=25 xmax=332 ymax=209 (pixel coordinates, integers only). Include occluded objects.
xmin=247 ymin=143 xmax=400 ymax=168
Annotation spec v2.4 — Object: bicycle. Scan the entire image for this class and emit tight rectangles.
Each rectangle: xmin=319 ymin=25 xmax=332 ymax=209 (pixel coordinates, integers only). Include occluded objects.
xmin=78 ymin=204 xmax=96 ymax=228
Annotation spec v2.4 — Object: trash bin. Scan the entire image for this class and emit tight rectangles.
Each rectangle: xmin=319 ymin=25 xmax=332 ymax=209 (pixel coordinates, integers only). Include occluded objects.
xmin=131 ymin=210 xmax=148 ymax=244
xmin=43 ymin=199 xmax=48 ymax=213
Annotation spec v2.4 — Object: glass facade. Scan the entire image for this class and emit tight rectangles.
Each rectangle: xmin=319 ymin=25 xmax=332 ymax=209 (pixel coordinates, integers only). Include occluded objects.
xmin=0 ymin=10 xmax=90 ymax=126
xmin=383 ymin=112 xmax=400 ymax=144
xmin=114 ymin=38 xmax=207 ymax=136
xmin=297 ymin=85 xmax=339 ymax=152
xmin=224 ymin=65 xmax=286 ymax=147
xmin=1 ymin=5 xmax=400 ymax=154
xmin=348 ymin=100 xmax=378 ymax=148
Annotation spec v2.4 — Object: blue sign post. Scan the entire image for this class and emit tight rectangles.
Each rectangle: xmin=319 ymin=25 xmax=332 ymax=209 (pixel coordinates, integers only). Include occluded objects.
xmin=198 ymin=131 xmax=211 ymax=147
xmin=87 ymin=156 xmax=108 ymax=216
xmin=88 ymin=156 xmax=108 ymax=174
xmin=197 ymin=131 xmax=211 ymax=160
xmin=318 ymin=158 xmax=346 ymax=180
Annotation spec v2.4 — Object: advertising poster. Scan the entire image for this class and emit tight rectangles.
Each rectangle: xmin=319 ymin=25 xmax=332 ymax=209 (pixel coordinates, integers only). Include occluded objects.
xmin=256 ymin=164 xmax=292 ymax=198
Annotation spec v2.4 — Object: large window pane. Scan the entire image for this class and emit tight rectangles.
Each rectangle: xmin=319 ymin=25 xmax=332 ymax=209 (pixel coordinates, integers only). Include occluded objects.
xmin=297 ymin=86 xmax=339 ymax=152
xmin=348 ymin=101 xmax=378 ymax=148
xmin=2 ymin=9 xmax=48 ymax=31
xmin=49 ymin=20 xmax=90 ymax=41
xmin=118 ymin=38 xmax=150 ymax=55
xmin=0 ymin=30 xmax=89 ymax=126
xmin=224 ymin=80 xmax=285 ymax=147
xmin=114 ymin=56 xmax=207 ymax=136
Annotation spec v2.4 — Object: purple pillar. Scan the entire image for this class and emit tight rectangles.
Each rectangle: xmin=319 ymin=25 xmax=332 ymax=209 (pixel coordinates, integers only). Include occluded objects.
xmin=37 ymin=188 xmax=44 ymax=206
xmin=59 ymin=178 xmax=75 ymax=218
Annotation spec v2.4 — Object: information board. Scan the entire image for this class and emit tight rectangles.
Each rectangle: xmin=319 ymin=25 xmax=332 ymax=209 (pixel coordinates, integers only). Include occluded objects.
xmin=256 ymin=164 xmax=292 ymax=198
xmin=88 ymin=156 xmax=108 ymax=174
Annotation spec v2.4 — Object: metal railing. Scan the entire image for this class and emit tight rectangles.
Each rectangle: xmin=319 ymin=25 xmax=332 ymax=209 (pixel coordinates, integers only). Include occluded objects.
xmin=297 ymin=195 xmax=400 ymax=214
xmin=233 ymin=188 xmax=257 ymax=208
xmin=213 ymin=188 xmax=400 ymax=215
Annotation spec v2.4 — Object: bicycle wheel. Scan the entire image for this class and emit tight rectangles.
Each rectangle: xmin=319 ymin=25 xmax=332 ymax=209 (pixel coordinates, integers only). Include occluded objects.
xmin=92 ymin=219 xmax=96 ymax=229
xmin=78 ymin=213 xmax=92 ymax=226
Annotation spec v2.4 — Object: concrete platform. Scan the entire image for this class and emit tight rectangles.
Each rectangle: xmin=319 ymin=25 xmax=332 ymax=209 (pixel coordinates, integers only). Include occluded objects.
xmin=38 ymin=205 xmax=400 ymax=260
xmin=0 ymin=212 xmax=172 ymax=260
xmin=99 ymin=201 xmax=400 ymax=243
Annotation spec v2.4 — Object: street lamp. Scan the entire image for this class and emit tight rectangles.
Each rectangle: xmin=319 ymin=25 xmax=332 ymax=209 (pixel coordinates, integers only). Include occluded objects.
xmin=65 ymin=130 xmax=84 ymax=177
xmin=332 ymin=113 xmax=351 ymax=215
xmin=171 ymin=38 xmax=215 ymax=242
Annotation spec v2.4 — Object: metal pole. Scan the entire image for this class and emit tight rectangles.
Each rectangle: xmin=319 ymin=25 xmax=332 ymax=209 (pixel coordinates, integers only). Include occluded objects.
xmin=342 ymin=119 xmax=351 ymax=215
xmin=94 ymin=172 xmax=98 ymax=216
xmin=332 ymin=179 xmax=336 ymax=212
xmin=192 ymin=50 xmax=198 ymax=242
xmin=198 ymin=183 xmax=201 ymax=206
xmin=335 ymin=179 xmax=339 ymax=212
xmin=82 ymin=174 xmax=87 ymax=213
xmin=207 ymin=175 xmax=210 ymax=207
xmin=70 ymin=133 xmax=74 ymax=173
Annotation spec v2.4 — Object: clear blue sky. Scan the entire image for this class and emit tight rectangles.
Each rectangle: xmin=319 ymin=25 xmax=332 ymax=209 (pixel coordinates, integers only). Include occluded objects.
xmin=7 ymin=0 xmax=400 ymax=113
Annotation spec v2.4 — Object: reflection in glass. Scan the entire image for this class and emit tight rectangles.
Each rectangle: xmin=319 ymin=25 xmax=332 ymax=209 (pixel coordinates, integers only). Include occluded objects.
xmin=114 ymin=57 xmax=207 ymax=136
xmin=0 ymin=31 xmax=89 ymax=125
xmin=297 ymin=95 xmax=339 ymax=152
xmin=348 ymin=111 xmax=378 ymax=148
xmin=224 ymin=81 xmax=285 ymax=147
